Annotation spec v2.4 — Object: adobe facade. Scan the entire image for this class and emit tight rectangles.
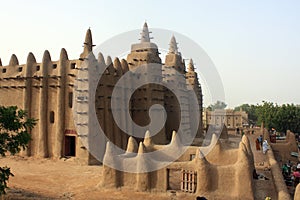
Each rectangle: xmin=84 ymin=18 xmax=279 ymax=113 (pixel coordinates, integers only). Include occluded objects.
xmin=0 ymin=48 xmax=81 ymax=159
xmin=204 ymin=109 xmax=248 ymax=133
xmin=0 ymin=23 xmax=203 ymax=164
xmin=101 ymin=132 xmax=255 ymax=199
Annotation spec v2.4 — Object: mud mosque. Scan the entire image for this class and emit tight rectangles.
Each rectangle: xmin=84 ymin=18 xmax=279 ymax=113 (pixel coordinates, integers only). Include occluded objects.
xmin=2 ymin=23 xmax=300 ymax=199
xmin=0 ymin=23 xmax=203 ymax=164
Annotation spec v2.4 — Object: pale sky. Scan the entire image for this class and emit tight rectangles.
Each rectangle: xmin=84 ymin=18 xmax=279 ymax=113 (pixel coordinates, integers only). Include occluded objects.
xmin=0 ymin=0 xmax=299 ymax=108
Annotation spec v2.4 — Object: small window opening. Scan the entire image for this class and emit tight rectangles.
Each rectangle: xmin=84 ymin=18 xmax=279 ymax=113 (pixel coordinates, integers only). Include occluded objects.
xmin=69 ymin=92 xmax=73 ymax=108
xmin=71 ymin=63 xmax=76 ymax=69
xmin=50 ymin=111 xmax=55 ymax=123
xmin=190 ymin=154 xmax=195 ymax=161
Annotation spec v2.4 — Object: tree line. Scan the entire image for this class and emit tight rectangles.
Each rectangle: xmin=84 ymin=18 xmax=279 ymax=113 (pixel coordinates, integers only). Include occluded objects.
xmin=234 ymin=101 xmax=300 ymax=133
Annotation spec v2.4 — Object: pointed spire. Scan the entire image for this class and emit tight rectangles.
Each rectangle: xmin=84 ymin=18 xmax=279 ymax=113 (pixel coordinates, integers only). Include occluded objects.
xmin=59 ymin=48 xmax=69 ymax=61
xmin=143 ymin=130 xmax=153 ymax=146
xmin=170 ymin=130 xmax=181 ymax=147
xmin=196 ymin=148 xmax=204 ymax=159
xmin=42 ymin=50 xmax=51 ymax=63
xmin=84 ymin=28 xmax=93 ymax=52
xmin=80 ymin=28 xmax=94 ymax=59
xmin=195 ymin=148 xmax=208 ymax=165
xmin=25 ymin=52 xmax=36 ymax=77
xmin=9 ymin=54 xmax=19 ymax=66
xmin=242 ymin=135 xmax=250 ymax=149
xmin=241 ymin=134 xmax=254 ymax=162
xmin=170 ymin=130 xmax=177 ymax=143
xmin=26 ymin=52 xmax=36 ymax=65
xmin=169 ymin=35 xmax=178 ymax=54
xmin=140 ymin=22 xmax=151 ymax=43
xmin=126 ymin=136 xmax=138 ymax=153
xmin=138 ymin=142 xmax=145 ymax=155
xmin=59 ymin=49 xmax=68 ymax=75
xmin=97 ymin=52 xmax=105 ymax=65
xmin=103 ymin=141 xmax=119 ymax=168
xmin=188 ymin=59 xmax=195 ymax=71
xmin=106 ymin=56 xmax=112 ymax=66
xmin=120 ymin=59 xmax=129 ymax=73
xmin=104 ymin=141 xmax=114 ymax=156
xmin=106 ymin=56 xmax=114 ymax=74
xmin=113 ymin=57 xmax=122 ymax=76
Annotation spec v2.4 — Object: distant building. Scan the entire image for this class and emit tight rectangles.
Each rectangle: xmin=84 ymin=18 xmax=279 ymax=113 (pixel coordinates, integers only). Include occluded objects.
xmin=204 ymin=109 xmax=248 ymax=132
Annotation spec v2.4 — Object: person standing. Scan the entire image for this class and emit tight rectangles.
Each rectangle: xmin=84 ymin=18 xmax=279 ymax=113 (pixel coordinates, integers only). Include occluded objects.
xmin=293 ymin=170 xmax=300 ymax=187
xmin=258 ymin=135 xmax=263 ymax=147
xmin=263 ymin=140 xmax=269 ymax=154
xmin=255 ymin=138 xmax=261 ymax=150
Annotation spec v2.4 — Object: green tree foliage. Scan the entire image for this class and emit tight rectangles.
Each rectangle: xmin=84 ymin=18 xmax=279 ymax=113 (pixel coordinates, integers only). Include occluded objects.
xmin=256 ymin=102 xmax=300 ymax=133
xmin=207 ymin=100 xmax=227 ymax=111
xmin=235 ymin=101 xmax=300 ymax=133
xmin=255 ymin=101 xmax=278 ymax=129
xmin=234 ymin=104 xmax=257 ymax=125
xmin=0 ymin=106 xmax=36 ymax=195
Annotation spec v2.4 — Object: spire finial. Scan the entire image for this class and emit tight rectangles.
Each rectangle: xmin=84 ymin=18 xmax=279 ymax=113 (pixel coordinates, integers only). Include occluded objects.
xmin=120 ymin=59 xmax=129 ymax=73
xmin=60 ymin=48 xmax=69 ymax=61
xmin=143 ymin=130 xmax=153 ymax=146
xmin=126 ymin=136 xmax=138 ymax=153
xmin=169 ymin=35 xmax=178 ymax=54
xmin=97 ymin=52 xmax=105 ymax=64
xmin=80 ymin=28 xmax=94 ymax=59
xmin=9 ymin=54 xmax=19 ymax=66
xmin=188 ymin=58 xmax=195 ymax=71
xmin=106 ymin=56 xmax=112 ymax=66
xmin=84 ymin=28 xmax=93 ymax=52
xmin=42 ymin=50 xmax=51 ymax=64
xmin=26 ymin=52 xmax=36 ymax=65
xmin=138 ymin=141 xmax=145 ymax=155
xmin=140 ymin=22 xmax=152 ymax=42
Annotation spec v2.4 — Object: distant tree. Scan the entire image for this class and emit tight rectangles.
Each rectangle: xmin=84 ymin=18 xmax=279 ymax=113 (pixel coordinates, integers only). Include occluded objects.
xmin=234 ymin=104 xmax=258 ymax=125
xmin=272 ymin=103 xmax=300 ymax=133
xmin=207 ymin=101 xmax=227 ymax=111
xmin=234 ymin=101 xmax=300 ymax=133
xmin=255 ymin=101 xmax=278 ymax=129
xmin=254 ymin=101 xmax=300 ymax=133
xmin=0 ymin=106 xmax=36 ymax=195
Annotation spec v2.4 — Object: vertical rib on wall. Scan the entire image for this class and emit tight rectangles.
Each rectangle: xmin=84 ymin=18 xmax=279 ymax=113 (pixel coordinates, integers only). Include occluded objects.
xmin=54 ymin=48 xmax=68 ymax=158
xmin=24 ymin=53 xmax=35 ymax=156
xmin=37 ymin=50 xmax=51 ymax=158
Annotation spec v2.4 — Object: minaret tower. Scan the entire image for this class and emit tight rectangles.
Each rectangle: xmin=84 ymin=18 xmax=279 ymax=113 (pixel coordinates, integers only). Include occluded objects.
xmin=127 ymin=22 xmax=161 ymax=69
xmin=163 ymin=36 xmax=190 ymax=141
xmin=126 ymin=22 xmax=166 ymax=144
xmin=165 ymin=35 xmax=185 ymax=73
xmin=140 ymin=22 xmax=151 ymax=42
xmin=169 ymin=35 xmax=178 ymax=54
xmin=186 ymin=59 xmax=203 ymax=137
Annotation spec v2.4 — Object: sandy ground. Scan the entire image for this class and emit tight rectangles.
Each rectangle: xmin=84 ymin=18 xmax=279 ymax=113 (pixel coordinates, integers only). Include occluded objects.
xmin=1 ymin=156 xmax=200 ymax=200
xmin=0 ymin=132 xmax=283 ymax=200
